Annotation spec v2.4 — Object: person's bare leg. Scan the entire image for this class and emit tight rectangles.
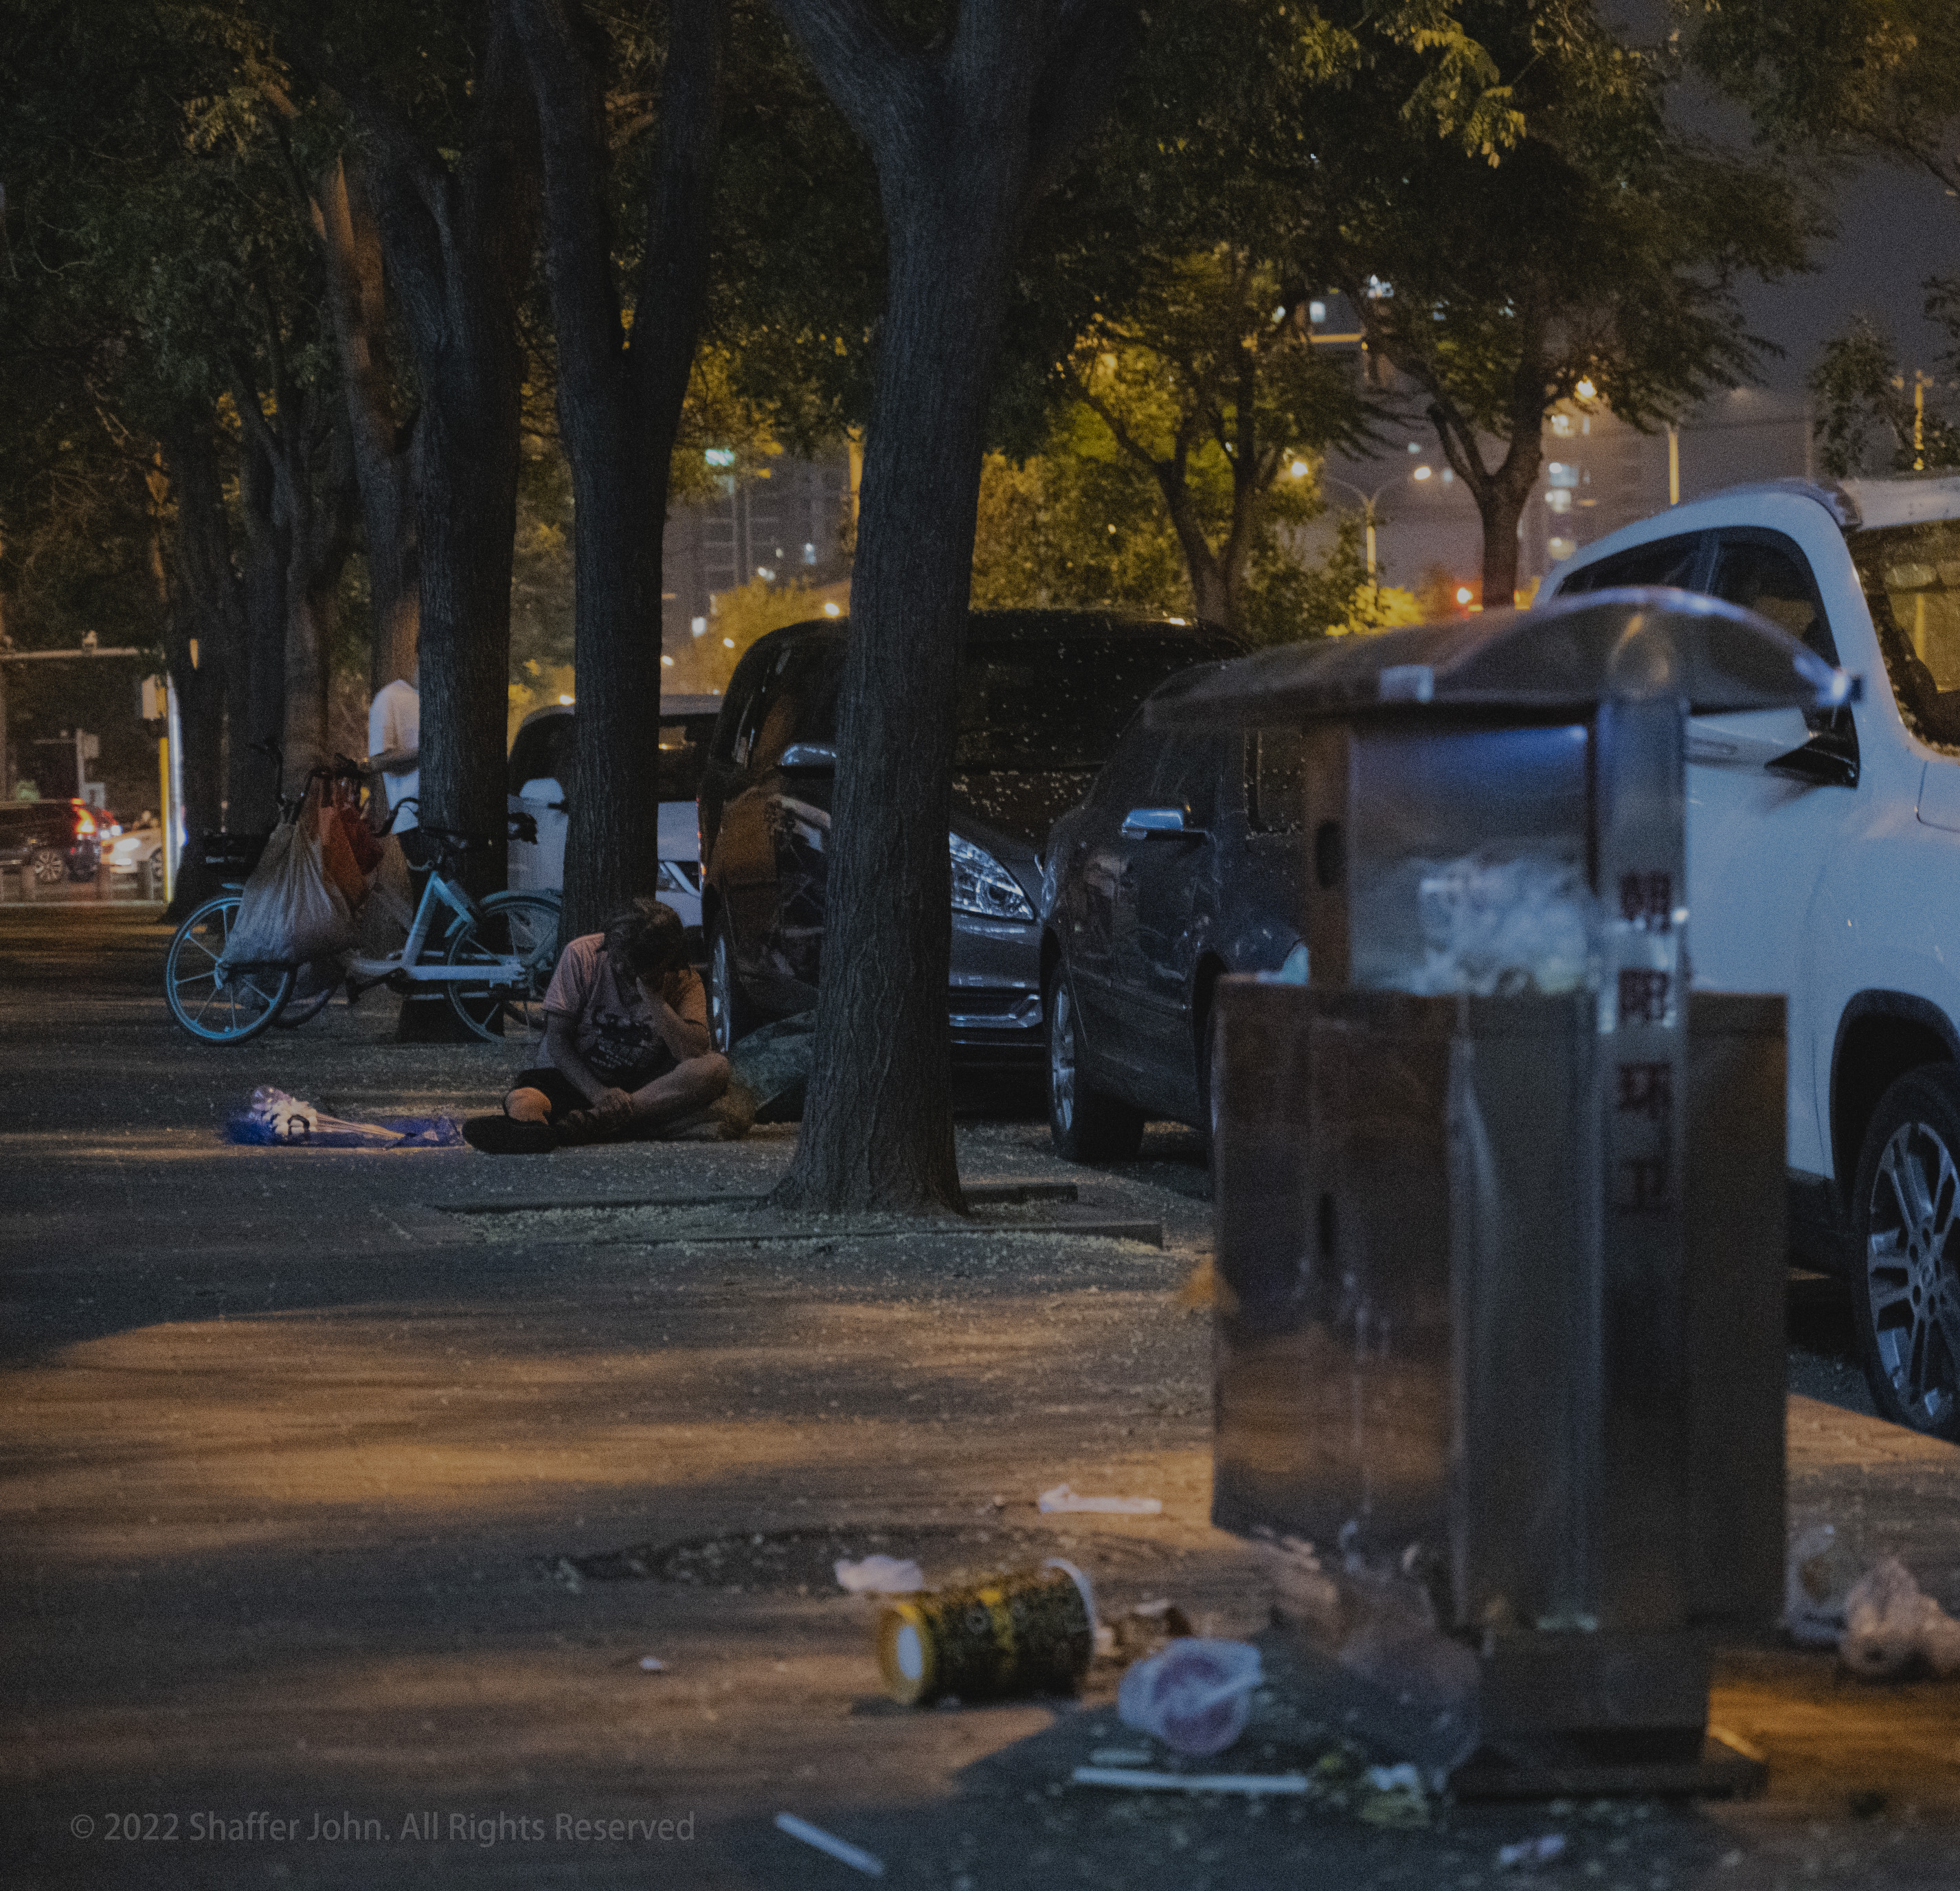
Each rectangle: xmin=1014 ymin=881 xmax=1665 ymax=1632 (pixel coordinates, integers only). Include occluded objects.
xmin=505 ymin=1086 xmax=552 ymax=1123
xmin=625 ymin=1053 xmax=731 ymax=1129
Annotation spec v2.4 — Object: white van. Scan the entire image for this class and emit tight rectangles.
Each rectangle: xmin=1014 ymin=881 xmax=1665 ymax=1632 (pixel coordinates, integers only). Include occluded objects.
xmin=1542 ymin=474 xmax=1960 ymax=1437
xmin=506 ymin=695 xmax=723 ymax=930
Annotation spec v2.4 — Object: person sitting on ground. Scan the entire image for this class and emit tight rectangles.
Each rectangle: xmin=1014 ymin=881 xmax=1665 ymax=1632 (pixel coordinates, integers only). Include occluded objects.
xmin=462 ymin=899 xmax=732 ymax=1154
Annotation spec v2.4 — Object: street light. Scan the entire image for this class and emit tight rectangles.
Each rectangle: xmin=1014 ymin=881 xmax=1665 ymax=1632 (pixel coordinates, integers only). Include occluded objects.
xmin=1320 ymin=470 xmax=1420 ymax=578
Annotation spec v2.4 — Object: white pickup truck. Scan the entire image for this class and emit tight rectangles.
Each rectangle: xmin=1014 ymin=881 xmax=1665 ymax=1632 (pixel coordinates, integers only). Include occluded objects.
xmin=1542 ymin=473 xmax=1960 ymax=1437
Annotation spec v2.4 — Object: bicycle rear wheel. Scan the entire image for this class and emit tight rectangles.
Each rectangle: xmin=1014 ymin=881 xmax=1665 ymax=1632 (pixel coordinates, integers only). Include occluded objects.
xmin=165 ymin=896 xmax=295 ymax=1044
xmin=444 ymin=892 xmax=561 ymax=1045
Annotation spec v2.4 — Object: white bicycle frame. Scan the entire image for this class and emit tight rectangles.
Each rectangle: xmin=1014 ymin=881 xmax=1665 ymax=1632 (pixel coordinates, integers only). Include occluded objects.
xmin=343 ymin=871 xmax=521 ymax=989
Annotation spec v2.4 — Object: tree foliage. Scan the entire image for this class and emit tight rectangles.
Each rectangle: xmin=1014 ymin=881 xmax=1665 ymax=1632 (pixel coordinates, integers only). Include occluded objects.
xmin=1299 ymin=0 xmax=1810 ymax=601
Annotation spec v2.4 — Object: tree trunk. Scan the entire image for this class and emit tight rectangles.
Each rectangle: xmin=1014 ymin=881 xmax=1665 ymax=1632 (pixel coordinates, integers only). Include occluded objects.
xmin=767 ymin=0 xmax=1141 ymax=1213
xmin=233 ymin=433 xmax=289 ymax=831
xmin=510 ymin=0 xmax=730 ymax=943
xmin=778 ymin=207 xmax=1020 ymax=1211
xmin=315 ymin=157 xmax=420 ymax=694
xmin=357 ymin=14 xmax=539 ymax=894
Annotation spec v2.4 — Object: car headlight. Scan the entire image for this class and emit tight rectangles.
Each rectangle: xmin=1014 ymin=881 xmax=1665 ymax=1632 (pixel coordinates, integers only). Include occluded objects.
xmin=950 ymin=832 xmax=1034 ymax=921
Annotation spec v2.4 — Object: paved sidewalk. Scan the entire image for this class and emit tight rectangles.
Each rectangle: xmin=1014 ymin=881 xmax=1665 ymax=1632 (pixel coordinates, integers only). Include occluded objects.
xmin=3 ymin=909 xmax=1957 ymax=1890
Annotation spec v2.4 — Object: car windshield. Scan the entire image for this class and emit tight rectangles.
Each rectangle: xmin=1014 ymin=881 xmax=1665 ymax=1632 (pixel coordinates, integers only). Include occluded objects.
xmin=954 ymin=634 xmax=1230 ymax=770
xmin=1850 ymin=518 xmax=1960 ymax=748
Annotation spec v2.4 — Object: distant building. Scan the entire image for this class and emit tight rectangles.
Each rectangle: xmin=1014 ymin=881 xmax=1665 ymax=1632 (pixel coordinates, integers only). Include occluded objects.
xmin=662 ymin=451 xmax=853 ymax=651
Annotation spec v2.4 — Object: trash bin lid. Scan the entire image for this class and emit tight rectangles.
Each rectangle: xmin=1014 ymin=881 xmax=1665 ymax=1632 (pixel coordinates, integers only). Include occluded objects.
xmin=1147 ymin=588 xmax=1856 ymax=728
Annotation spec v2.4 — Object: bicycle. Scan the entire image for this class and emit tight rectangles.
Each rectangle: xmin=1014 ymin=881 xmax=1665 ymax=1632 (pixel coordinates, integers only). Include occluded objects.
xmin=164 ymin=747 xmax=561 ymax=1047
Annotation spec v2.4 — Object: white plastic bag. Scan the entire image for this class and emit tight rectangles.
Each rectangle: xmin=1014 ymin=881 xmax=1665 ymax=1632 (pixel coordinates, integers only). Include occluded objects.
xmin=1840 ymin=1556 xmax=1960 ymax=1679
xmin=221 ymin=811 xmax=355 ymax=969
xmin=1117 ymin=1637 xmax=1262 ymax=1757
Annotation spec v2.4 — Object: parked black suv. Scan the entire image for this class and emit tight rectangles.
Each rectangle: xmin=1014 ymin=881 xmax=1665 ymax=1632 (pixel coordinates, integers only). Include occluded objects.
xmin=0 ymin=798 xmax=102 ymax=885
xmin=698 ymin=611 xmax=1242 ymax=1062
xmin=1039 ymin=689 xmax=1309 ymax=1158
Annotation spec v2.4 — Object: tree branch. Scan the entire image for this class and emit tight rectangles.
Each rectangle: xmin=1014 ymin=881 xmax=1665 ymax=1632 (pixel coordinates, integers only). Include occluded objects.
xmin=767 ymin=0 xmax=925 ymax=160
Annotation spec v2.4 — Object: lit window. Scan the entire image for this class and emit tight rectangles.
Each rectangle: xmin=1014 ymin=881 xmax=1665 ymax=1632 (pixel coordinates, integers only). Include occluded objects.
xmin=690 ymin=616 xmax=707 ymax=638
xmin=660 ymin=655 xmax=674 ymax=667
xmin=1575 ymin=378 xmax=1596 ymax=400
xmin=1548 ymin=535 xmax=1577 ymax=562
xmin=1455 ymin=587 xmax=1474 ymax=606
xmin=1308 ymin=300 xmax=1327 ymax=324
xmin=1406 ymin=441 xmax=1421 ymax=454
xmin=1546 ymin=489 xmax=1573 ymax=514
xmin=723 ymin=638 xmax=735 ymax=649
xmin=1289 ymin=460 xmax=1310 ymax=480
xmin=802 ymin=542 xmax=817 ymax=563
xmin=757 ymin=566 xmax=775 ymax=582
xmin=704 ymin=447 xmax=735 ymax=467
xmin=559 ymin=693 xmax=574 ymax=706
xmin=1550 ymin=414 xmax=1573 ymax=437
xmin=822 ymin=603 xmax=841 ymax=618
xmin=1547 ymin=462 xmax=1579 ymax=488
xmin=1413 ymin=465 xmax=1432 ymax=482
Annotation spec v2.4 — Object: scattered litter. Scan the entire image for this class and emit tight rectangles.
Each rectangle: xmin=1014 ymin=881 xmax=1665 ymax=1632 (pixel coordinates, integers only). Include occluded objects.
xmin=1088 ymin=1747 xmax=1154 ymax=1767
xmin=225 ymin=1086 xmax=462 ymax=1148
xmin=1038 ymin=1483 xmax=1162 ymax=1516
xmin=728 ymin=1015 xmax=816 ymax=1125
xmin=1359 ymin=1762 xmax=1430 ymax=1828
xmin=774 ymin=1812 xmax=883 ymax=1877
xmin=1786 ymin=1522 xmax=1860 ymax=1647
xmin=1498 ymin=1834 xmax=1568 ymax=1868
xmin=878 ymin=1561 xmax=1094 ymax=1705
xmin=833 ymin=1555 xmax=925 ymax=1596
xmin=1109 ymin=1598 xmax=1195 ymax=1663
xmin=1840 ymin=1556 xmax=1960 ymax=1679
xmin=1117 ymin=1638 xmax=1261 ymax=1757
xmin=638 ymin=1656 xmax=666 ymax=1672
xmin=1071 ymin=1766 xmax=1307 ymax=1796
xmin=1175 ymin=1256 xmax=1228 ymax=1312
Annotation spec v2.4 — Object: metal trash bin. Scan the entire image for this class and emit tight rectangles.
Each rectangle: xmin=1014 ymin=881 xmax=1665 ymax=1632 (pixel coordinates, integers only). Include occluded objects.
xmin=1151 ymin=591 xmax=1856 ymax=1795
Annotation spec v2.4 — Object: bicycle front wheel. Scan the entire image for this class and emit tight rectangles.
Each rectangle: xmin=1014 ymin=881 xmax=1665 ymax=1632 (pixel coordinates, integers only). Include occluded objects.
xmin=165 ymin=896 xmax=295 ymax=1044
xmin=444 ymin=892 xmax=561 ymax=1045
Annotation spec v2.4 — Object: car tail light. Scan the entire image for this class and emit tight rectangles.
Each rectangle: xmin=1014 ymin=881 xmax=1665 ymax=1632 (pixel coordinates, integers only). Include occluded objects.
xmin=74 ymin=807 xmax=97 ymax=836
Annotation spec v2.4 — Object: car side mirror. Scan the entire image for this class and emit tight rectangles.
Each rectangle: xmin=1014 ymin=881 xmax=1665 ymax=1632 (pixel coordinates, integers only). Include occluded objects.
xmin=779 ymin=741 xmax=837 ymax=772
xmin=1766 ymin=728 xmax=1858 ymax=790
xmin=1121 ymin=805 xmax=1202 ymax=839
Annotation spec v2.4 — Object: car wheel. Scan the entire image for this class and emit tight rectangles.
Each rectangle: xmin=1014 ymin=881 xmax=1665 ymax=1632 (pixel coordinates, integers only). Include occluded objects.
xmin=1046 ymin=964 xmax=1143 ymax=1163
xmin=1850 ymin=1066 xmax=1960 ymax=1440
xmin=707 ymin=916 xmax=755 ymax=1054
xmin=30 ymin=846 xmax=65 ymax=884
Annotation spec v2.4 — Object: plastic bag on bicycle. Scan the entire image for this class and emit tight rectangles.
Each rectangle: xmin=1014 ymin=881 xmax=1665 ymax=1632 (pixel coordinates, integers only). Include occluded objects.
xmin=220 ymin=805 xmax=357 ymax=968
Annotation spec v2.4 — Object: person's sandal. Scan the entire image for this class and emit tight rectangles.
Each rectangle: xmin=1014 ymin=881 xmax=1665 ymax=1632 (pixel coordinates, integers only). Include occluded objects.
xmin=462 ymin=1115 xmax=555 ymax=1156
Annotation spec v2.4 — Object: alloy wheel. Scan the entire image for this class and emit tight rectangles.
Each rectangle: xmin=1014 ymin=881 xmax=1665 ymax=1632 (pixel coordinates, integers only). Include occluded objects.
xmin=1864 ymin=1117 xmax=1960 ymax=1433
xmin=710 ymin=928 xmax=734 ymax=1054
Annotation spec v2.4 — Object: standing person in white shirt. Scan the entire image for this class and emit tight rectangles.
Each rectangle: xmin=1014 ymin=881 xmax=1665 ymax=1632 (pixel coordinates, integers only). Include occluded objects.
xmin=365 ymin=660 xmax=420 ymax=832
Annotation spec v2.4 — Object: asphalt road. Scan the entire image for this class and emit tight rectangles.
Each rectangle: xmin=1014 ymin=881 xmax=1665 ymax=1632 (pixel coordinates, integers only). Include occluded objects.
xmin=3 ymin=906 xmax=1957 ymax=1890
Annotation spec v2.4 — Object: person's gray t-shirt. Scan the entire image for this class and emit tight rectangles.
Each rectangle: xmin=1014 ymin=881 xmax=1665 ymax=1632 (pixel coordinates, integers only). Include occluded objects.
xmin=543 ymin=933 xmax=708 ymax=1084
